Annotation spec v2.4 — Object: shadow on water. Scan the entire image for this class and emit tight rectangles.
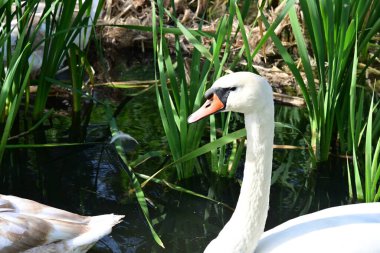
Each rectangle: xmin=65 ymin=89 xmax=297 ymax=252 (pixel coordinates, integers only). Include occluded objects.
xmin=0 ymin=84 xmax=350 ymax=252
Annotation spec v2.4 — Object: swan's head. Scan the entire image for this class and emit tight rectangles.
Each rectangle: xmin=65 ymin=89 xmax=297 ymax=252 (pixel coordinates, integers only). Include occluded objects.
xmin=188 ymin=72 xmax=273 ymax=123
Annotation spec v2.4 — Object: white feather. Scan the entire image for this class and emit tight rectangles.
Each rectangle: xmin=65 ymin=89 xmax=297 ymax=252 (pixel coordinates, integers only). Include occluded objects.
xmin=199 ymin=72 xmax=380 ymax=253
xmin=0 ymin=194 xmax=123 ymax=253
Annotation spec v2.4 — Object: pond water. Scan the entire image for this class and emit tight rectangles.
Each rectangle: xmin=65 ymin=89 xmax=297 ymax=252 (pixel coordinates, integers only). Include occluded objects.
xmin=0 ymin=66 xmax=349 ymax=252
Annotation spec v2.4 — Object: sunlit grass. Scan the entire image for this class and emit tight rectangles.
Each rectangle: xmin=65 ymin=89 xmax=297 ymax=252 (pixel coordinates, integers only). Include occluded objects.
xmin=262 ymin=0 xmax=380 ymax=162
xmin=348 ymin=40 xmax=380 ymax=202
xmin=348 ymin=91 xmax=380 ymax=202
xmin=152 ymin=0 xmax=290 ymax=179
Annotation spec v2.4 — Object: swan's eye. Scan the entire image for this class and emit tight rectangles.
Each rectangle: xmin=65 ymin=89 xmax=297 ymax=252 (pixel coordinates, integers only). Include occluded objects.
xmin=229 ymin=87 xmax=237 ymax=91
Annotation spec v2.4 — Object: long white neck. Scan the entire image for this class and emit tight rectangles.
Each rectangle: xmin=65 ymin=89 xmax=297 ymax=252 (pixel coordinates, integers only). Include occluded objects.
xmin=205 ymin=107 xmax=274 ymax=253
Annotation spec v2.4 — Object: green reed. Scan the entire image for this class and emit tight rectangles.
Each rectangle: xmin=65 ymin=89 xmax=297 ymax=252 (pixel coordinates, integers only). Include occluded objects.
xmin=0 ymin=1 xmax=34 ymax=162
xmin=348 ymin=38 xmax=380 ymax=202
xmin=32 ymin=0 xmax=103 ymax=119
xmin=349 ymin=90 xmax=380 ymax=202
xmin=152 ymin=0 xmax=289 ymax=179
xmin=262 ymin=0 xmax=380 ymax=162
xmin=0 ymin=0 xmax=102 ymax=164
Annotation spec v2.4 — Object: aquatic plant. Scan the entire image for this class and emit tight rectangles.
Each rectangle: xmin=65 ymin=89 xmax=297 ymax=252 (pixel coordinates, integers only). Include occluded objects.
xmin=349 ymin=93 xmax=380 ymax=202
xmin=262 ymin=0 xmax=380 ymax=162
xmin=152 ymin=0 xmax=294 ymax=179
xmin=348 ymin=40 xmax=380 ymax=202
xmin=0 ymin=0 xmax=102 ymax=163
xmin=32 ymin=0 xmax=102 ymax=119
xmin=0 ymin=38 xmax=32 ymax=162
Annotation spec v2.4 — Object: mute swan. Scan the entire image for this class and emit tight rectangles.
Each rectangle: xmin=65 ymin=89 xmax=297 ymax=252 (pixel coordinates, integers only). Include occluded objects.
xmin=188 ymin=72 xmax=380 ymax=253
xmin=0 ymin=194 xmax=123 ymax=252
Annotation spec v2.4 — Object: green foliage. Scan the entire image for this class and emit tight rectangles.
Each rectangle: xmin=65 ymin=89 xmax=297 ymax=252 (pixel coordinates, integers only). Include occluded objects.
xmin=0 ymin=1 xmax=34 ymax=162
xmin=349 ymin=91 xmax=380 ymax=202
xmin=0 ymin=45 xmax=32 ymax=162
xmin=262 ymin=0 xmax=380 ymax=162
xmin=348 ymin=39 xmax=380 ymax=202
xmin=152 ymin=0 xmax=287 ymax=179
xmin=109 ymin=112 xmax=165 ymax=248
xmin=153 ymin=0 xmax=217 ymax=179
xmin=32 ymin=0 xmax=103 ymax=119
xmin=0 ymin=0 xmax=102 ymax=163
xmin=141 ymin=129 xmax=247 ymax=186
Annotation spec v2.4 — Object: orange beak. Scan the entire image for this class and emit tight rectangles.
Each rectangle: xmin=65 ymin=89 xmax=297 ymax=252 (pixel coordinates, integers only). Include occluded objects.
xmin=188 ymin=93 xmax=225 ymax=123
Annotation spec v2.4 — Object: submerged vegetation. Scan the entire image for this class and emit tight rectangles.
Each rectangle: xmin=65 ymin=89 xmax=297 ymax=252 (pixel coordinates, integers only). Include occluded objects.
xmin=0 ymin=0 xmax=379 ymax=249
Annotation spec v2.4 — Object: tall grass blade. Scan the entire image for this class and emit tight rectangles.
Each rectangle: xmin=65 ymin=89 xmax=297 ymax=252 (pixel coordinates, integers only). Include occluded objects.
xmin=109 ymin=113 xmax=164 ymax=248
xmin=141 ymin=129 xmax=247 ymax=186
xmin=0 ymin=45 xmax=32 ymax=162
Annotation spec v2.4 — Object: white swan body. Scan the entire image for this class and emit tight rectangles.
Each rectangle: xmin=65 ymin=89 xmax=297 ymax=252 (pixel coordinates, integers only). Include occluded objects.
xmin=188 ymin=72 xmax=380 ymax=253
xmin=257 ymin=203 xmax=380 ymax=253
xmin=0 ymin=194 xmax=124 ymax=253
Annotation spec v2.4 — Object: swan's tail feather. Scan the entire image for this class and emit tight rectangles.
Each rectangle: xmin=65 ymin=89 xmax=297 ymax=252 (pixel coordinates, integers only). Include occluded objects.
xmin=89 ymin=214 xmax=125 ymax=228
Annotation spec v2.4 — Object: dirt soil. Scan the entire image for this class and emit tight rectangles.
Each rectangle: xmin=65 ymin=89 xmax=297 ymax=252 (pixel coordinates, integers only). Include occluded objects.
xmin=94 ymin=0 xmax=379 ymax=105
